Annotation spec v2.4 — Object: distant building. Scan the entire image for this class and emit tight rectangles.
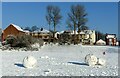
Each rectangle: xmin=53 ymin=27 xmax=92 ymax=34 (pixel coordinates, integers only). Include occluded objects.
xmin=55 ymin=32 xmax=60 ymax=39
xmin=105 ymin=34 xmax=117 ymax=46
xmin=2 ymin=23 xmax=30 ymax=41
xmin=96 ymin=39 xmax=106 ymax=45
xmin=31 ymin=28 xmax=51 ymax=42
xmin=59 ymin=30 xmax=96 ymax=44
xmin=83 ymin=30 xmax=96 ymax=44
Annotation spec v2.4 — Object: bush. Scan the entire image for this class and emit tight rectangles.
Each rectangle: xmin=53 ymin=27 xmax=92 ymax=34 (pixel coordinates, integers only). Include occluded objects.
xmin=5 ymin=35 xmax=44 ymax=49
xmin=6 ymin=35 xmax=17 ymax=47
xmin=15 ymin=35 xmax=31 ymax=48
xmin=59 ymin=33 xmax=72 ymax=45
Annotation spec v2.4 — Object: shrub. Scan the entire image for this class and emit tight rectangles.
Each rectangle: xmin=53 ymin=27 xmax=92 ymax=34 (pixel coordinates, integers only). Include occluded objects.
xmin=5 ymin=34 xmax=44 ymax=49
xmin=15 ymin=35 xmax=31 ymax=48
xmin=16 ymin=35 xmax=44 ymax=48
xmin=59 ymin=33 xmax=72 ymax=45
xmin=6 ymin=35 xmax=17 ymax=47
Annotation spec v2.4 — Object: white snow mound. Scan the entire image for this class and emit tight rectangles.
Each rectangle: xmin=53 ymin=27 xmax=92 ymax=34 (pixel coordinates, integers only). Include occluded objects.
xmin=85 ymin=54 xmax=97 ymax=66
xmin=97 ymin=58 xmax=106 ymax=66
xmin=31 ymin=43 xmax=40 ymax=48
xmin=23 ymin=55 xmax=37 ymax=68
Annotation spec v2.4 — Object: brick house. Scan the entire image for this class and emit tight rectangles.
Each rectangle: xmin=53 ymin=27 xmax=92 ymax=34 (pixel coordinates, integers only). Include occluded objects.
xmin=105 ymin=34 xmax=117 ymax=46
xmin=2 ymin=23 xmax=28 ymax=41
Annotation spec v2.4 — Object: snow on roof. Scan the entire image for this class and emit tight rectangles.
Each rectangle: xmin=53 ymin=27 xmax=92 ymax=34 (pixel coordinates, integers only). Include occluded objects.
xmin=41 ymin=29 xmax=49 ymax=33
xmin=106 ymin=35 xmax=115 ymax=39
xmin=59 ymin=31 xmax=64 ymax=34
xmin=80 ymin=31 xmax=85 ymax=34
xmin=10 ymin=23 xmax=24 ymax=32
xmin=59 ymin=30 xmax=95 ymax=35
xmin=33 ymin=28 xmax=50 ymax=33
xmin=96 ymin=39 xmax=106 ymax=44
xmin=84 ymin=30 xmax=93 ymax=34
xmin=55 ymin=32 xmax=60 ymax=34
xmin=23 ymin=30 xmax=30 ymax=33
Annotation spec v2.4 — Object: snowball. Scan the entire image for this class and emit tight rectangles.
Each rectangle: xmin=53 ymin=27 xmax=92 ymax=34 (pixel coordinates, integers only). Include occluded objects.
xmin=23 ymin=55 xmax=37 ymax=68
xmin=97 ymin=58 xmax=106 ymax=66
xmin=85 ymin=54 xmax=97 ymax=66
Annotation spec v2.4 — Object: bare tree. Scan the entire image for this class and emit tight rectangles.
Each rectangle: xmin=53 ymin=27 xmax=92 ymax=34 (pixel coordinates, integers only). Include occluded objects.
xmin=46 ymin=16 xmax=51 ymax=31
xmin=75 ymin=5 xmax=87 ymax=33
xmin=66 ymin=20 xmax=74 ymax=31
xmin=67 ymin=4 xmax=87 ymax=44
xmin=46 ymin=5 xmax=62 ymax=43
xmin=46 ymin=6 xmax=52 ymax=31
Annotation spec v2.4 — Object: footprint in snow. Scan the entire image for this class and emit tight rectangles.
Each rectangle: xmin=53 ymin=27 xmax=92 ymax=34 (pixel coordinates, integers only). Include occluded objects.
xmin=44 ymin=69 xmax=51 ymax=74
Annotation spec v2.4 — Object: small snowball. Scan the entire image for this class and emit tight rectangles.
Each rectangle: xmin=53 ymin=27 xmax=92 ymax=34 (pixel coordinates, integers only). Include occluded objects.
xmin=85 ymin=54 xmax=97 ymax=66
xmin=23 ymin=55 xmax=37 ymax=68
xmin=97 ymin=58 xmax=106 ymax=66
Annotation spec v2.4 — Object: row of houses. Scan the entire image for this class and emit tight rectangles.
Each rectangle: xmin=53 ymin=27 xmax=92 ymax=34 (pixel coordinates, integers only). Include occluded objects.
xmin=58 ymin=30 xmax=96 ymax=44
xmin=1 ymin=23 xmax=119 ymax=46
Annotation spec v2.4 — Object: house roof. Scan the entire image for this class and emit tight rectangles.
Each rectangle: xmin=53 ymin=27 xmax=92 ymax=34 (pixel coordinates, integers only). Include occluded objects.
xmin=84 ymin=30 xmax=93 ymax=34
xmin=59 ymin=31 xmax=64 ymax=34
xmin=96 ymin=39 xmax=106 ymax=44
xmin=6 ymin=23 xmax=30 ymax=33
xmin=59 ymin=30 xmax=94 ymax=35
xmin=10 ymin=23 xmax=24 ymax=32
xmin=55 ymin=32 xmax=60 ymax=34
xmin=80 ymin=31 xmax=85 ymax=34
xmin=106 ymin=35 xmax=116 ymax=39
xmin=33 ymin=28 xmax=50 ymax=33
xmin=23 ymin=30 xmax=30 ymax=33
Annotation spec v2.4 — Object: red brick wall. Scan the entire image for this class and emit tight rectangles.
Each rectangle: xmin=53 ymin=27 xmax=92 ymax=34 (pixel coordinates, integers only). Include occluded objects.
xmin=3 ymin=25 xmax=24 ymax=40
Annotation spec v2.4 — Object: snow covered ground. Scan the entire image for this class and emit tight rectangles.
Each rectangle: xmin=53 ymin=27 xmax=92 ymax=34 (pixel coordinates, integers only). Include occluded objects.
xmin=0 ymin=44 xmax=119 ymax=76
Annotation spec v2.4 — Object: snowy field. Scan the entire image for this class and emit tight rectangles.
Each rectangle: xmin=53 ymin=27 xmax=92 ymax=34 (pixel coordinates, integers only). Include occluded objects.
xmin=0 ymin=44 xmax=119 ymax=76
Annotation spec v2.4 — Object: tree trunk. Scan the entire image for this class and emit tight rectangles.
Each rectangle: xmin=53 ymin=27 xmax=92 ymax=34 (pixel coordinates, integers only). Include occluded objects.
xmin=48 ymin=25 xmax=51 ymax=44
xmin=53 ymin=22 xmax=56 ymax=43
xmin=78 ymin=28 xmax=81 ymax=44
xmin=74 ymin=24 xmax=76 ymax=45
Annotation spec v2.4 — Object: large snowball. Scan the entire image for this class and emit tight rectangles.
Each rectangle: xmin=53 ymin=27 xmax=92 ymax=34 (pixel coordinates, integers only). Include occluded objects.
xmin=85 ymin=54 xmax=97 ymax=66
xmin=97 ymin=58 xmax=106 ymax=66
xmin=23 ymin=56 xmax=37 ymax=68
